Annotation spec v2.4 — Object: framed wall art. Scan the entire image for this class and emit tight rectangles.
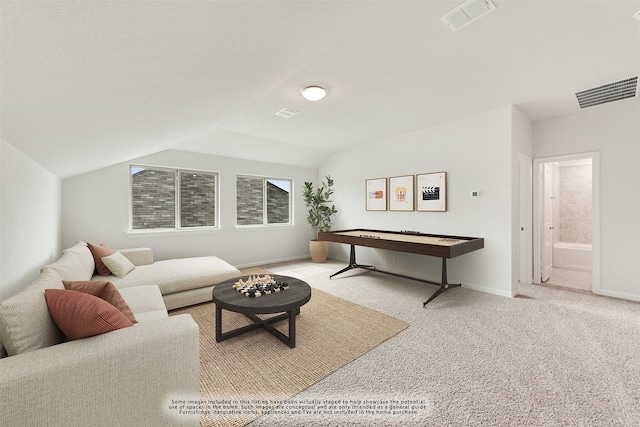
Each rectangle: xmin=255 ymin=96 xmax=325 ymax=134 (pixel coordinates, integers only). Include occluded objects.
xmin=417 ymin=171 xmax=447 ymax=211
xmin=389 ymin=175 xmax=414 ymax=211
xmin=365 ymin=178 xmax=387 ymax=211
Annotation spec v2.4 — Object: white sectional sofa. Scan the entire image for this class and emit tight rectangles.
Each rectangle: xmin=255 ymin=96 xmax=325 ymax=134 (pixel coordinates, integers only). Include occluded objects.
xmin=0 ymin=241 xmax=242 ymax=426
xmin=49 ymin=241 xmax=242 ymax=310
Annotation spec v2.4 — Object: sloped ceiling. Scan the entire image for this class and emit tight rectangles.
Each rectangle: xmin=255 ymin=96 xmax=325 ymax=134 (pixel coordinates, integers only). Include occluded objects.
xmin=1 ymin=1 xmax=639 ymax=178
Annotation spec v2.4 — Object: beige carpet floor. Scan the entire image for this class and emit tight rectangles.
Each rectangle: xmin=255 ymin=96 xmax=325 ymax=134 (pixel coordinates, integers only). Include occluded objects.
xmin=170 ymin=277 xmax=409 ymax=427
xmin=247 ymin=268 xmax=640 ymax=426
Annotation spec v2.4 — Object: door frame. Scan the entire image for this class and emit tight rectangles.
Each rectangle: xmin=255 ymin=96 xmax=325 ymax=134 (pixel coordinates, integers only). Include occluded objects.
xmin=541 ymin=162 xmax=553 ymax=282
xmin=516 ymin=153 xmax=533 ymax=285
xmin=532 ymin=152 xmax=600 ymax=293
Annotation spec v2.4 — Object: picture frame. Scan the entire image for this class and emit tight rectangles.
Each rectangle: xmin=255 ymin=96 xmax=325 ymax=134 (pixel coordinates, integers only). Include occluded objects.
xmin=389 ymin=175 xmax=414 ymax=211
xmin=416 ymin=171 xmax=447 ymax=212
xmin=365 ymin=178 xmax=387 ymax=211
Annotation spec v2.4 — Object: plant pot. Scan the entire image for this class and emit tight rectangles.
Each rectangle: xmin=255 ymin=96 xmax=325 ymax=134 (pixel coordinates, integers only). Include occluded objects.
xmin=309 ymin=240 xmax=329 ymax=263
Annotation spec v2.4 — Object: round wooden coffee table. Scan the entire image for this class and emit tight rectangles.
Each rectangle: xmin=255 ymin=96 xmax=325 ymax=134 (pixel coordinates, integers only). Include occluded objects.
xmin=212 ymin=275 xmax=311 ymax=348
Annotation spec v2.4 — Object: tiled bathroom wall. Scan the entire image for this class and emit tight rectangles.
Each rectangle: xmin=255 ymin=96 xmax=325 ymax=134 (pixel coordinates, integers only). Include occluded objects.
xmin=558 ymin=164 xmax=592 ymax=244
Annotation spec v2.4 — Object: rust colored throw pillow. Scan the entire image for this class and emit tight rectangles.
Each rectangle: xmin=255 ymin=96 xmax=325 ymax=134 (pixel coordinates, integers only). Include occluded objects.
xmin=45 ymin=289 xmax=134 ymax=340
xmin=87 ymin=242 xmax=115 ymax=276
xmin=63 ymin=280 xmax=137 ymax=324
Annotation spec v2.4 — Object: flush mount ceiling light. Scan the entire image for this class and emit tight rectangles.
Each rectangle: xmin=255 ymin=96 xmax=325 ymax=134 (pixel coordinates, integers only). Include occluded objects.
xmin=301 ymin=86 xmax=327 ymax=101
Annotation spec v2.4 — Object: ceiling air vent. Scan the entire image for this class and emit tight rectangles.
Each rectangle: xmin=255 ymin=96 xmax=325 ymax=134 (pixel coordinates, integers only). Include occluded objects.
xmin=575 ymin=76 xmax=638 ymax=109
xmin=440 ymin=0 xmax=496 ymax=32
xmin=275 ymin=107 xmax=298 ymax=118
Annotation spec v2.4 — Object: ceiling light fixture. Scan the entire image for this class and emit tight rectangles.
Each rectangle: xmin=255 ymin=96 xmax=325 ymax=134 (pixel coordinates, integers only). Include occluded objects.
xmin=301 ymin=86 xmax=327 ymax=101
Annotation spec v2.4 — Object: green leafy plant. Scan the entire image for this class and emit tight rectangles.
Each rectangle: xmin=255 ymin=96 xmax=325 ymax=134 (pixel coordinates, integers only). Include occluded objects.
xmin=303 ymin=175 xmax=338 ymax=240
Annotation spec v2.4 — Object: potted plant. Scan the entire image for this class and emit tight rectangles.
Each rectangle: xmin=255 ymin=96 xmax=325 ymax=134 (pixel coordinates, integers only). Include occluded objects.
xmin=303 ymin=175 xmax=338 ymax=263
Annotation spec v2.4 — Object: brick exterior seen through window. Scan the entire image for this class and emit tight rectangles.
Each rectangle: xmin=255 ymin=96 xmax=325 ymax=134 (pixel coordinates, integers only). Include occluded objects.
xmin=131 ymin=169 xmax=176 ymax=229
xmin=180 ymin=172 xmax=216 ymax=227
xmin=237 ymin=176 xmax=290 ymax=225
xmin=132 ymin=168 xmax=288 ymax=229
xmin=267 ymin=181 xmax=290 ymax=224
xmin=131 ymin=167 xmax=217 ymax=229
xmin=237 ymin=176 xmax=264 ymax=225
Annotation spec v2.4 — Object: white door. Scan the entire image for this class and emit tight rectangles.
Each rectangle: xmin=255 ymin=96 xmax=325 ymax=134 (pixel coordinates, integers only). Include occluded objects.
xmin=518 ymin=154 xmax=532 ymax=284
xmin=542 ymin=163 xmax=553 ymax=282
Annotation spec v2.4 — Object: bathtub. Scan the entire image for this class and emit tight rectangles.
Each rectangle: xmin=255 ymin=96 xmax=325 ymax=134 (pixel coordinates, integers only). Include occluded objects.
xmin=553 ymin=242 xmax=592 ymax=272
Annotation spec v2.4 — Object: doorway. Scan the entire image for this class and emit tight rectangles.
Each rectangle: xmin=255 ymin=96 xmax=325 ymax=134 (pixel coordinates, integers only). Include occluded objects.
xmin=533 ymin=152 xmax=600 ymax=293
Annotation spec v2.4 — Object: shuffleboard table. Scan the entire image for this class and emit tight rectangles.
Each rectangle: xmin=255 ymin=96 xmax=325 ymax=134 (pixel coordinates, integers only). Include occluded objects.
xmin=317 ymin=229 xmax=484 ymax=306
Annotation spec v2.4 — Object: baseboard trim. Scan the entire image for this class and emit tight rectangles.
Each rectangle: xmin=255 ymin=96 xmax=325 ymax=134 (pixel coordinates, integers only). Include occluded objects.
xmin=235 ymin=254 xmax=310 ymax=270
xmin=593 ymin=288 xmax=640 ymax=303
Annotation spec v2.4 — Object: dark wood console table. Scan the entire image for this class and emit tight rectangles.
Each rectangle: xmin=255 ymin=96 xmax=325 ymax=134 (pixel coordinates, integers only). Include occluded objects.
xmin=318 ymin=229 xmax=484 ymax=306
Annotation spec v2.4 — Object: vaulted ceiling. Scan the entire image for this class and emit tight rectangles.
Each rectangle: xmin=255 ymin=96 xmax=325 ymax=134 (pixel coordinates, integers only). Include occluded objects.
xmin=2 ymin=1 xmax=639 ymax=179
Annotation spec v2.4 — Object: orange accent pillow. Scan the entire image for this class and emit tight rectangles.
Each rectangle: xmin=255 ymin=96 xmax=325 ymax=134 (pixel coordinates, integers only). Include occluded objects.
xmin=45 ymin=289 xmax=134 ymax=340
xmin=63 ymin=280 xmax=137 ymax=324
xmin=87 ymin=243 xmax=115 ymax=276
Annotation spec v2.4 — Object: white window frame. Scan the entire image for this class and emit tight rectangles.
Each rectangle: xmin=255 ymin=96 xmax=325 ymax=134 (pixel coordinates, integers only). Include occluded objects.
xmin=236 ymin=174 xmax=293 ymax=228
xmin=129 ymin=164 xmax=220 ymax=232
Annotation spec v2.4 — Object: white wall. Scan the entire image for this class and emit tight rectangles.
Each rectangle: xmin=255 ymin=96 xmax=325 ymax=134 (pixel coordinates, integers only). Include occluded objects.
xmin=533 ymin=99 xmax=640 ymax=301
xmin=319 ymin=106 xmax=518 ymax=298
xmin=511 ymin=106 xmax=533 ymax=158
xmin=0 ymin=140 xmax=61 ymax=301
xmin=62 ymin=150 xmax=317 ymax=267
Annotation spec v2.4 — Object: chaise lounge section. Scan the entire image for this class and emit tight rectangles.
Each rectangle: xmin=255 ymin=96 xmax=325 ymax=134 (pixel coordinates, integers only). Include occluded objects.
xmin=47 ymin=241 xmax=242 ymax=310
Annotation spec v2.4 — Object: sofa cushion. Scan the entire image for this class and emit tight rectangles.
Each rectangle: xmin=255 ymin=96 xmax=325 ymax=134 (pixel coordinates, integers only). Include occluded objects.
xmin=45 ymin=289 xmax=134 ymax=340
xmin=44 ymin=241 xmax=95 ymax=281
xmin=0 ymin=268 xmax=66 ymax=356
xmin=63 ymin=280 xmax=137 ymax=324
xmin=87 ymin=243 xmax=115 ymax=276
xmin=118 ymin=285 xmax=168 ymax=323
xmin=119 ymin=247 xmax=153 ymax=266
xmin=101 ymin=251 xmax=136 ymax=278
xmin=102 ymin=256 xmax=240 ymax=296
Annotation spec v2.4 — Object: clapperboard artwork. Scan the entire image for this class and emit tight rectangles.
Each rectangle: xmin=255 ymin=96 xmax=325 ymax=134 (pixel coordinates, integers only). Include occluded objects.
xmin=416 ymin=172 xmax=447 ymax=211
xmin=421 ymin=186 xmax=440 ymax=201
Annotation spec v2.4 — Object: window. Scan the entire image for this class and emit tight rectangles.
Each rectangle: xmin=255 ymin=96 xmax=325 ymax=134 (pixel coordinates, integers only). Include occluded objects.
xmin=236 ymin=175 xmax=292 ymax=226
xmin=130 ymin=165 xmax=218 ymax=230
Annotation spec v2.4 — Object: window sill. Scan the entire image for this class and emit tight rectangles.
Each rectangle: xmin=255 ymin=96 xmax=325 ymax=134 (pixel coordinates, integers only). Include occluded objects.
xmin=234 ymin=224 xmax=295 ymax=231
xmin=127 ymin=227 xmax=221 ymax=237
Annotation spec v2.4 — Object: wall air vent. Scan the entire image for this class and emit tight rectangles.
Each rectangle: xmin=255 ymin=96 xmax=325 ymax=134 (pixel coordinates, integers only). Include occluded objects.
xmin=575 ymin=76 xmax=638 ymax=109
xmin=275 ymin=107 xmax=298 ymax=118
xmin=440 ymin=0 xmax=496 ymax=32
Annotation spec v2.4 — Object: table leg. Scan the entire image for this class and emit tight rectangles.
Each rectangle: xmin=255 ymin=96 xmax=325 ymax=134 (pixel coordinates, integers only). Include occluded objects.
xmin=423 ymin=258 xmax=461 ymax=307
xmin=330 ymin=245 xmax=374 ymax=278
xmin=215 ymin=308 xmax=301 ymax=348
xmin=329 ymin=248 xmax=462 ymax=306
xmin=288 ymin=310 xmax=296 ymax=348
xmin=215 ymin=303 xmax=223 ymax=342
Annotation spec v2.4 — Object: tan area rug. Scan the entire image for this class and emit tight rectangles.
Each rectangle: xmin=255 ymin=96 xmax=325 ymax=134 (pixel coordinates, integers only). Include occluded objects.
xmin=171 ymin=282 xmax=408 ymax=427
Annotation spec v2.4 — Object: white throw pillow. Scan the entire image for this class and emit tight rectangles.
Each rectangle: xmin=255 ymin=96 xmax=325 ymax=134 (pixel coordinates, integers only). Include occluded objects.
xmin=0 ymin=268 xmax=66 ymax=356
xmin=101 ymin=251 xmax=136 ymax=278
